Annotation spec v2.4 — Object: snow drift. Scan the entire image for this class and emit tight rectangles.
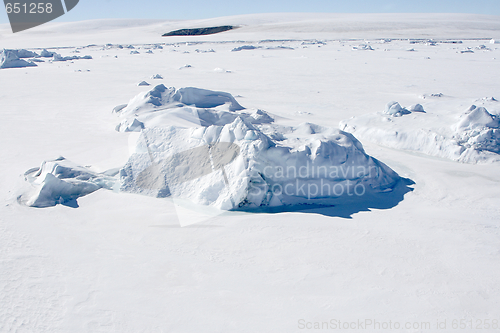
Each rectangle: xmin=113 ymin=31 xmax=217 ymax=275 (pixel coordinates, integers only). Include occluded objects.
xmin=340 ymin=101 xmax=500 ymax=163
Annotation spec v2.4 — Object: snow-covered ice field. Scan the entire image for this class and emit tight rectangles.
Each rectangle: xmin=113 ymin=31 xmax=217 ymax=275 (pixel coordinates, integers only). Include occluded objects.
xmin=1 ymin=13 xmax=500 ymax=332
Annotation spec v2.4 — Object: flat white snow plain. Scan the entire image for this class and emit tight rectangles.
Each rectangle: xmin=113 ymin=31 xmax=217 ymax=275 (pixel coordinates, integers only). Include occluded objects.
xmin=1 ymin=13 xmax=500 ymax=332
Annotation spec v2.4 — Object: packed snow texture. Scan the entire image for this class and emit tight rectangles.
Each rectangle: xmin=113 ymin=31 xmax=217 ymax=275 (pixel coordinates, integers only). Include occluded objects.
xmin=340 ymin=101 xmax=500 ymax=163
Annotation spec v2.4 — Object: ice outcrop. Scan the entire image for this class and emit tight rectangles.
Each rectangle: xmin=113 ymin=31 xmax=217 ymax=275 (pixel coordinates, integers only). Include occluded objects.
xmin=384 ymin=101 xmax=410 ymax=116
xmin=232 ymin=45 xmax=260 ymax=52
xmin=340 ymin=102 xmax=500 ymax=163
xmin=22 ymin=86 xmax=405 ymax=210
xmin=383 ymin=101 xmax=426 ymax=116
xmin=37 ymin=48 xmax=92 ymax=61
xmin=120 ymin=118 xmax=401 ymax=210
xmin=408 ymin=104 xmax=425 ymax=112
xmin=19 ymin=157 xmax=117 ymax=208
xmin=352 ymin=44 xmax=374 ymax=51
xmin=0 ymin=49 xmax=37 ymax=69
xmin=114 ymin=85 xmax=403 ymax=210
xmin=40 ymin=49 xmax=55 ymax=57
xmin=383 ymin=101 xmax=425 ymax=116
xmin=456 ymin=106 xmax=499 ymax=130
xmin=114 ymin=84 xmax=245 ymax=131
xmin=5 ymin=49 xmax=39 ymax=58
xmin=52 ymin=53 xmax=92 ymax=61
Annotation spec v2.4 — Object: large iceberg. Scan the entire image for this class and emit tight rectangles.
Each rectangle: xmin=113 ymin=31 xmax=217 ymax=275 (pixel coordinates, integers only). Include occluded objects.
xmin=115 ymin=85 xmax=403 ymax=210
xmin=21 ymin=85 xmax=407 ymax=210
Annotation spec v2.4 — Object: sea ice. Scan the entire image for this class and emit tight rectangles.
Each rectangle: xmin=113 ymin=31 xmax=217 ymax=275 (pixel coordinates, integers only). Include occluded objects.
xmin=22 ymin=85 xmax=404 ymax=209
xmin=19 ymin=157 xmax=117 ymax=208
xmin=0 ymin=49 xmax=37 ymax=69
xmin=340 ymin=102 xmax=500 ymax=163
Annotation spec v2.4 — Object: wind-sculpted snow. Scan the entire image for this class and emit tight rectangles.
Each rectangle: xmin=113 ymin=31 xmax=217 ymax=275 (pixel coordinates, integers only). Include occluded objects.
xmin=19 ymin=157 xmax=117 ymax=208
xmin=21 ymin=85 xmax=405 ymax=209
xmin=340 ymin=101 xmax=500 ymax=163
xmin=114 ymin=84 xmax=246 ymax=132
xmin=120 ymin=119 xmax=402 ymax=210
xmin=115 ymin=85 xmax=404 ymax=210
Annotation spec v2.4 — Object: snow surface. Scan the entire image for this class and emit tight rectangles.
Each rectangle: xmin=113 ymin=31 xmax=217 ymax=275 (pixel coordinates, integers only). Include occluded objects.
xmin=1 ymin=13 xmax=500 ymax=333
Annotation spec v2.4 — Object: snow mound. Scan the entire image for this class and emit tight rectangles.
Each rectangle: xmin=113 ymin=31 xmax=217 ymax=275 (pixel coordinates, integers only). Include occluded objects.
xmin=22 ymin=85 xmax=406 ymax=210
xmin=22 ymin=79 xmax=410 ymax=210
xmin=232 ymin=45 xmax=260 ymax=52
xmin=120 ymin=120 xmax=402 ymax=210
xmin=420 ymin=93 xmax=444 ymax=99
xmin=0 ymin=49 xmax=37 ymax=69
xmin=408 ymin=104 xmax=425 ymax=112
xmin=195 ymin=49 xmax=216 ymax=53
xmin=40 ymin=49 xmax=55 ymax=57
xmin=352 ymin=44 xmax=374 ymax=51
xmin=19 ymin=157 xmax=117 ymax=208
xmin=110 ymin=86 xmax=403 ymax=209
xmin=114 ymin=84 xmax=246 ymax=132
xmin=384 ymin=101 xmax=410 ymax=116
xmin=340 ymin=103 xmax=500 ymax=163
xmin=52 ymin=53 xmax=92 ymax=61
xmin=383 ymin=101 xmax=424 ymax=116
xmin=456 ymin=106 xmax=499 ymax=130
xmin=5 ymin=49 xmax=39 ymax=58
xmin=214 ymin=67 xmax=231 ymax=73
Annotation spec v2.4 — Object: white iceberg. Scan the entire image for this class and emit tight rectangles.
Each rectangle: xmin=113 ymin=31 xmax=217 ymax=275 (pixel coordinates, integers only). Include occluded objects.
xmin=19 ymin=157 xmax=117 ymax=208
xmin=0 ymin=49 xmax=37 ymax=69
xmin=115 ymin=85 xmax=403 ymax=210
xmin=22 ymin=85 xmax=406 ymax=210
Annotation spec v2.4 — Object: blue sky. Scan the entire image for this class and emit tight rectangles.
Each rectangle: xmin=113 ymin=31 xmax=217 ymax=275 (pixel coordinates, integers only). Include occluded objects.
xmin=1 ymin=0 xmax=499 ymax=24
